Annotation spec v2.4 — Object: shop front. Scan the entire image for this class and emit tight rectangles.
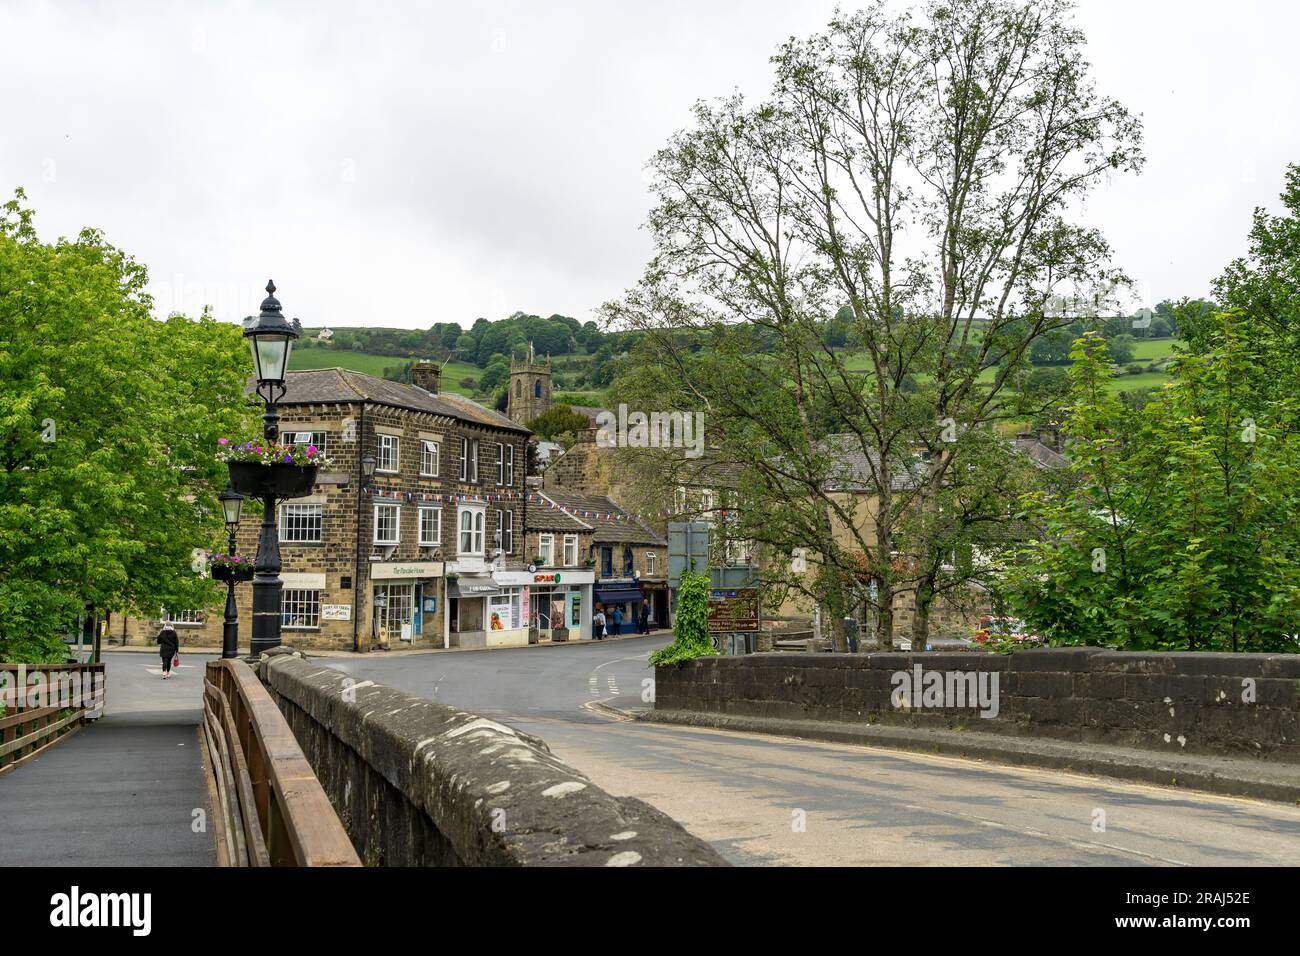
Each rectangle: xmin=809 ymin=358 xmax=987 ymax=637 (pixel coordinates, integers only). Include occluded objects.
xmin=368 ymin=561 xmax=444 ymax=648
xmin=639 ymin=580 xmax=669 ymax=632
xmin=527 ymin=569 xmax=594 ymax=642
xmin=446 ymin=571 xmax=529 ymax=648
xmin=593 ymin=578 xmax=644 ymax=636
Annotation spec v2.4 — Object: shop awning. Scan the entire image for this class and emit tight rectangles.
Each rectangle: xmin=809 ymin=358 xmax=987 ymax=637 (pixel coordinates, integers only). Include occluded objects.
xmin=449 ymin=576 xmax=499 ymax=597
xmin=594 ymin=587 xmax=642 ymax=604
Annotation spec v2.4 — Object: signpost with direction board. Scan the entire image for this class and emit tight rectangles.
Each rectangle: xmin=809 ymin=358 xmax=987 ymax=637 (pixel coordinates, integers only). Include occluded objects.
xmin=707 ymin=588 xmax=759 ymax=633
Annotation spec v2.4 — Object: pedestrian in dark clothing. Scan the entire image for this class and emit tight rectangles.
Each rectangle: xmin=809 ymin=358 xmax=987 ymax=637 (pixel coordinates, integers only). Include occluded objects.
xmin=639 ymin=603 xmax=650 ymax=634
xmin=156 ymin=625 xmax=179 ymax=679
xmin=593 ymin=609 xmax=606 ymax=640
xmin=611 ymin=606 xmax=623 ymax=636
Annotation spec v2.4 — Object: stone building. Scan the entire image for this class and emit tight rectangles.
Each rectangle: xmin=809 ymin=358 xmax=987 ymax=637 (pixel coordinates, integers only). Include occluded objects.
xmin=524 ymin=487 xmax=668 ymax=637
xmin=125 ymin=362 xmax=531 ymax=652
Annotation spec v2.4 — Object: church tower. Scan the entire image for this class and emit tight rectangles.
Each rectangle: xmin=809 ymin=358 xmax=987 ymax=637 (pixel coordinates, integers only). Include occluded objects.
xmin=508 ymin=342 xmax=552 ymax=426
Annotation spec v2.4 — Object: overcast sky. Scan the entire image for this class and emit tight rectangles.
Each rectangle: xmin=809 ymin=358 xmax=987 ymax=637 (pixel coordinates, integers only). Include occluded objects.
xmin=2 ymin=0 xmax=1298 ymax=331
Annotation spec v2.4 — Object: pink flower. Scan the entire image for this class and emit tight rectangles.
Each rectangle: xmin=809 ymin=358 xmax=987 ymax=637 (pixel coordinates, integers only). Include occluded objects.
xmin=218 ymin=437 xmax=229 ymax=446
xmin=306 ymin=445 xmax=317 ymax=456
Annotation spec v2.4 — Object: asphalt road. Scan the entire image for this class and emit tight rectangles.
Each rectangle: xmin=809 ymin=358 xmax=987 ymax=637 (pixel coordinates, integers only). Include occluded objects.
xmin=318 ymin=636 xmax=1300 ymax=867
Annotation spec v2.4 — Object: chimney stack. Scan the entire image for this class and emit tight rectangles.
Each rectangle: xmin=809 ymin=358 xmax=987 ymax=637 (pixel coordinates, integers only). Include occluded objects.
xmin=411 ymin=361 xmax=441 ymax=394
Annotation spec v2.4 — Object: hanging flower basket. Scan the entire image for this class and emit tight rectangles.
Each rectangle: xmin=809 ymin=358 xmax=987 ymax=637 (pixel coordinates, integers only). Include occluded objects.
xmin=212 ymin=563 xmax=255 ymax=583
xmin=208 ymin=553 xmax=255 ymax=583
xmin=218 ymin=437 xmax=330 ymax=499
xmin=227 ymin=460 xmax=319 ymax=498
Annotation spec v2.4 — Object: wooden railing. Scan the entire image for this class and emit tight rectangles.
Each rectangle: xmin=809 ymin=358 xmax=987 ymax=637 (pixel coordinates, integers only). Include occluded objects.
xmin=0 ymin=662 xmax=105 ymax=773
xmin=202 ymin=659 xmax=360 ymax=867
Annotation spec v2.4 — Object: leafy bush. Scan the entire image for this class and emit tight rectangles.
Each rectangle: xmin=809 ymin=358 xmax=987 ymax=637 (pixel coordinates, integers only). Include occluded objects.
xmin=649 ymin=571 xmax=715 ymax=666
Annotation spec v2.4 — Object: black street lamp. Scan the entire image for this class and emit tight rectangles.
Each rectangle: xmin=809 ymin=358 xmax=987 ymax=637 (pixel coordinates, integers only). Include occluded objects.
xmin=353 ymin=452 xmax=377 ymax=653
xmin=218 ymin=484 xmax=245 ymax=659
xmin=243 ymin=280 xmax=302 ymax=656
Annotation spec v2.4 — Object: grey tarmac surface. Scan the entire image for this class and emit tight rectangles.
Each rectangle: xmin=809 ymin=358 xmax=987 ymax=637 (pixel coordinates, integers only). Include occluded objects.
xmin=315 ymin=636 xmax=1300 ymax=867
xmin=0 ymin=652 xmax=217 ymax=866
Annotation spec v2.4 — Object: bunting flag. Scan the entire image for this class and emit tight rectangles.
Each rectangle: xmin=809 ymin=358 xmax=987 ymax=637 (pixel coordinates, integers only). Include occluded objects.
xmin=361 ymin=486 xmax=647 ymax=522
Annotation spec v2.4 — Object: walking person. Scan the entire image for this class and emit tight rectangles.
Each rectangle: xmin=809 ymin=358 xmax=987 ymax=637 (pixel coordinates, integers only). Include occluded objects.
xmin=611 ymin=605 xmax=623 ymax=636
xmin=593 ymin=608 xmax=606 ymax=641
xmin=156 ymin=624 xmax=179 ymax=679
xmin=639 ymin=602 xmax=650 ymax=635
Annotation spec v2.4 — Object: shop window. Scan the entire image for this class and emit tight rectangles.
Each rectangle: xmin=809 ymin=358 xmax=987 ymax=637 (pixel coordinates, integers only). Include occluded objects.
xmin=281 ymin=589 xmax=321 ymax=630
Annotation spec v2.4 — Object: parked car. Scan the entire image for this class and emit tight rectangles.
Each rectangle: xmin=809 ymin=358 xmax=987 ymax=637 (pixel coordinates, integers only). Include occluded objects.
xmin=974 ymin=615 xmax=1042 ymax=646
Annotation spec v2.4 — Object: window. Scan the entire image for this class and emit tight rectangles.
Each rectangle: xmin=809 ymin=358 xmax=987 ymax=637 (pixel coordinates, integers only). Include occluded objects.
xmin=623 ymin=547 xmax=634 ymax=576
xmin=496 ymin=443 xmax=505 ymax=485
xmin=375 ymin=583 xmax=413 ymax=636
xmin=600 ymin=547 xmax=613 ymax=577
xmin=377 ymin=434 xmax=400 ymax=473
xmin=646 ymin=551 xmax=657 ymax=575
xmin=163 ymin=608 xmax=204 ymax=626
xmin=279 ymin=503 xmax=323 ymax=543
xmin=287 ymin=431 xmax=327 ymax=456
xmin=506 ymin=444 xmax=514 ymax=485
xmin=281 ymin=589 xmax=321 ymax=630
xmin=419 ymin=506 xmax=441 ymax=546
xmin=533 ymin=380 xmax=541 ymax=399
xmin=494 ymin=509 xmax=513 ymax=553
xmin=420 ymin=440 xmax=440 ymax=477
xmin=538 ymin=533 xmax=554 ymax=565
xmin=458 ymin=506 xmax=484 ymax=555
xmin=374 ymin=503 xmax=400 ymax=545
xmin=459 ymin=437 xmax=478 ymax=482
xmin=563 ymin=535 xmax=577 ymax=567
xmin=489 ymin=587 xmax=522 ymax=630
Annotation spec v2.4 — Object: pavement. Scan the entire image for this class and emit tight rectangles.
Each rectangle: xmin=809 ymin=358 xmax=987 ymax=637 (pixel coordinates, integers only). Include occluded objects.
xmin=98 ymin=627 xmax=671 ymax=658
xmin=310 ymin=635 xmax=1300 ymax=866
xmin=0 ymin=652 xmax=218 ymax=866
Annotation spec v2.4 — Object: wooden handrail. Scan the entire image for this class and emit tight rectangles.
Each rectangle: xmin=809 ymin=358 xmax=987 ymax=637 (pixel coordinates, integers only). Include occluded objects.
xmin=202 ymin=659 xmax=359 ymax=867
xmin=0 ymin=662 xmax=105 ymax=773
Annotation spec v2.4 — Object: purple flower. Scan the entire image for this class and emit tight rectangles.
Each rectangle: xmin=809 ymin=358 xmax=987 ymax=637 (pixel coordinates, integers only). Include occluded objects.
xmin=283 ymin=453 xmax=292 ymax=463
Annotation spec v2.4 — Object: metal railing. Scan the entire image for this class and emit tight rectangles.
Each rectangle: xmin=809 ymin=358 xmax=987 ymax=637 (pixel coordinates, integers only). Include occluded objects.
xmin=202 ymin=659 xmax=359 ymax=867
xmin=0 ymin=662 xmax=105 ymax=772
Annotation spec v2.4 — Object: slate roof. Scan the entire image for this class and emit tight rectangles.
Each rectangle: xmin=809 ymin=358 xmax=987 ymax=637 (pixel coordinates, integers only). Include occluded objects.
xmin=1012 ymin=436 xmax=1068 ymax=469
xmin=526 ymin=490 xmax=666 ymax=545
xmin=261 ymin=368 xmax=529 ymax=434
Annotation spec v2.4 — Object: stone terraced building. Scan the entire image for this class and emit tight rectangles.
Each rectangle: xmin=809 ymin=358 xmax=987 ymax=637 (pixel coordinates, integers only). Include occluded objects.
xmin=123 ymin=362 xmax=532 ymax=652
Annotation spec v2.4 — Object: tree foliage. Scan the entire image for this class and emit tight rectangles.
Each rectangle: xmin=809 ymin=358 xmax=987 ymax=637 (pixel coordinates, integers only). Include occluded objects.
xmin=0 ymin=190 xmax=252 ymax=657
xmin=1004 ymin=326 xmax=1300 ymax=651
xmin=607 ymin=0 xmax=1141 ymax=647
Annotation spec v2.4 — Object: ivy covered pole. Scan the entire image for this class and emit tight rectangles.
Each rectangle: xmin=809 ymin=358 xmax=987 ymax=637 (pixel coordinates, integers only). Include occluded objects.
xmin=650 ymin=570 xmax=716 ymax=666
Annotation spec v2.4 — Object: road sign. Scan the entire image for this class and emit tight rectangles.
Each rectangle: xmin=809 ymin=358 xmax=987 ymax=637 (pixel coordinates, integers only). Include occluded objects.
xmin=707 ymin=587 xmax=759 ymax=633
xmin=668 ymin=521 xmax=710 ymax=586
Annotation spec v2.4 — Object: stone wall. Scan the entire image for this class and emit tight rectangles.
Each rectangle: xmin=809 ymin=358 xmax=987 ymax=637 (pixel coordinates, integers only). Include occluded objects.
xmin=258 ymin=652 xmax=726 ymax=866
xmin=654 ymin=648 xmax=1300 ymax=762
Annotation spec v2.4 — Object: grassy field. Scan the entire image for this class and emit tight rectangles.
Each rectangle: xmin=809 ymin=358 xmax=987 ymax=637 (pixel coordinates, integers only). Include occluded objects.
xmin=289 ymin=346 xmax=482 ymax=397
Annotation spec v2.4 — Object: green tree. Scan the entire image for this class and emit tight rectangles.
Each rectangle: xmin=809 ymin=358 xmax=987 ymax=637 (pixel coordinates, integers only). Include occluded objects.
xmin=607 ymin=0 xmax=1141 ymax=648
xmin=1005 ymin=325 xmax=1300 ymax=651
xmin=0 ymin=190 xmax=252 ymax=659
xmin=526 ymin=405 xmax=591 ymax=443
